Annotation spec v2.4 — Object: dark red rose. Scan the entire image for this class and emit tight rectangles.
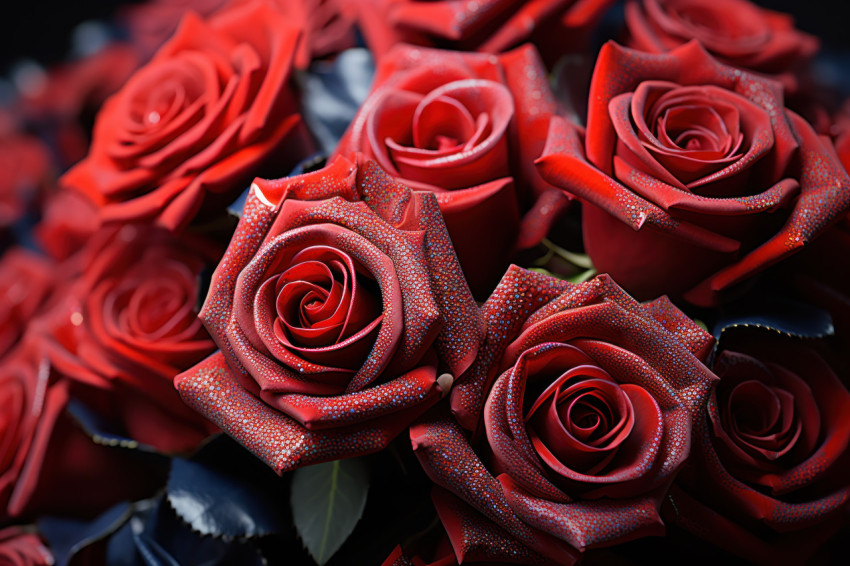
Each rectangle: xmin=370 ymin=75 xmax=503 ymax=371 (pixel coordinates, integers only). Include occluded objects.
xmin=0 ymin=250 xmax=54 ymax=359
xmin=61 ymin=0 xmax=314 ymax=231
xmin=0 ymin=526 xmax=53 ymax=566
xmin=0 ymin=340 xmax=162 ymax=521
xmin=334 ymin=43 xmax=567 ymax=296
xmin=175 ymin=155 xmax=485 ymax=473
xmin=666 ymin=333 xmax=850 ymax=564
xmin=33 ymin=225 xmax=219 ymax=453
xmin=536 ymin=41 xmax=850 ymax=306
xmin=412 ymin=267 xmax=717 ymax=564
xmin=0 ymin=125 xmax=51 ymax=229
xmin=624 ymin=0 xmax=818 ymax=90
xmin=353 ymin=0 xmax=616 ymax=65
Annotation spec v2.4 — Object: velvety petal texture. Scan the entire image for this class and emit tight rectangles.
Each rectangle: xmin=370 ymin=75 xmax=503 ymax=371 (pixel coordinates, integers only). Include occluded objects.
xmin=413 ymin=267 xmax=717 ymax=564
xmin=353 ymin=0 xmax=616 ymax=65
xmin=536 ymin=41 xmax=850 ymax=306
xmin=335 ymin=43 xmax=565 ymax=296
xmin=32 ymin=225 xmax=219 ymax=453
xmin=61 ymin=0 xmax=314 ymax=231
xmin=175 ymin=155 xmax=485 ymax=473
xmin=624 ymin=0 xmax=818 ymax=84
xmin=667 ymin=334 xmax=850 ymax=564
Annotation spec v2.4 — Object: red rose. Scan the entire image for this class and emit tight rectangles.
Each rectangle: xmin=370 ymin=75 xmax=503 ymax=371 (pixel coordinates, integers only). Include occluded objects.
xmin=334 ymin=43 xmax=566 ymax=296
xmin=0 ymin=250 xmax=54 ymax=359
xmin=61 ymin=0 xmax=314 ymax=231
xmin=122 ymin=0 xmax=355 ymax=69
xmin=33 ymin=225 xmax=218 ymax=453
xmin=0 ymin=526 xmax=53 ymax=566
xmin=1 ymin=340 xmax=161 ymax=521
xmin=175 ymin=155 xmax=485 ymax=473
xmin=666 ymin=333 xmax=850 ymax=563
xmin=33 ymin=190 xmax=100 ymax=261
xmin=536 ymin=41 xmax=850 ymax=306
xmin=624 ymin=0 xmax=818 ymax=89
xmin=412 ymin=268 xmax=717 ymax=564
xmin=353 ymin=0 xmax=616 ymax=65
xmin=0 ymin=125 xmax=51 ymax=229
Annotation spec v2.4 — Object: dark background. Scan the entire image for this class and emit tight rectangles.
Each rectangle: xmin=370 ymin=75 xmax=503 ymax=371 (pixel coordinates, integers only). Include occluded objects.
xmin=1 ymin=0 xmax=848 ymax=74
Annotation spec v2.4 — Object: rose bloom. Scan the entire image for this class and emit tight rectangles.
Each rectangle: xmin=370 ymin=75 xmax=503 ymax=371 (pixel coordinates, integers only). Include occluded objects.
xmin=122 ymin=0 xmax=355 ymax=69
xmin=176 ymin=155 xmax=485 ymax=473
xmin=624 ymin=0 xmax=818 ymax=89
xmin=334 ymin=43 xmax=565 ymax=296
xmin=0 ymin=340 xmax=161 ymax=521
xmin=536 ymin=41 xmax=850 ymax=306
xmin=0 ymin=250 xmax=54 ymax=359
xmin=353 ymin=0 xmax=616 ymax=65
xmin=666 ymin=332 xmax=850 ymax=563
xmin=61 ymin=0 xmax=314 ymax=231
xmin=33 ymin=225 xmax=219 ymax=453
xmin=33 ymin=190 xmax=100 ymax=261
xmin=0 ymin=526 xmax=53 ymax=566
xmin=412 ymin=267 xmax=717 ymax=564
xmin=0 ymin=125 xmax=51 ymax=230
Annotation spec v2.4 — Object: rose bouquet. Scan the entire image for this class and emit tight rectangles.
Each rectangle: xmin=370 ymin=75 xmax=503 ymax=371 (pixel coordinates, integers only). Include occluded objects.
xmin=1 ymin=0 xmax=848 ymax=564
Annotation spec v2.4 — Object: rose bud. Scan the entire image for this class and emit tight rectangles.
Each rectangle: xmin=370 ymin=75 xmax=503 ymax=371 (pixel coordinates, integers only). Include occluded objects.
xmin=352 ymin=0 xmax=616 ymax=66
xmin=1 ymin=340 xmax=162 ymax=521
xmin=60 ymin=0 xmax=314 ymax=231
xmin=624 ymin=0 xmax=818 ymax=91
xmin=536 ymin=41 xmax=850 ymax=306
xmin=32 ymin=225 xmax=219 ymax=453
xmin=334 ymin=43 xmax=567 ymax=296
xmin=0 ymin=526 xmax=53 ymax=565
xmin=666 ymin=332 xmax=850 ymax=564
xmin=413 ymin=267 xmax=717 ymax=564
xmin=175 ymin=155 xmax=485 ymax=473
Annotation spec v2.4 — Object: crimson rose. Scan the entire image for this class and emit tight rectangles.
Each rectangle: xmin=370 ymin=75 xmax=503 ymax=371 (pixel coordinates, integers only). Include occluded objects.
xmin=33 ymin=225 xmax=218 ymax=453
xmin=666 ymin=333 xmax=850 ymax=563
xmin=0 ymin=250 xmax=54 ymax=359
xmin=334 ymin=43 xmax=565 ymax=296
xmin=412 ymin=267 xmax=717 ymax=564
xmin=354 ymin=0 xmax=615 ymax=65
xmin=537 ymin=41 xmax=850 ymax=306
xmin=175 ymin=155 xmax=485 ymax=473
xmin=61 ymin=0 xmax=313 ymax=231
xmin=1 ymin=340 xmax=160 ymax=521
xmin=624 ymin=0 xmax=818 ymax=89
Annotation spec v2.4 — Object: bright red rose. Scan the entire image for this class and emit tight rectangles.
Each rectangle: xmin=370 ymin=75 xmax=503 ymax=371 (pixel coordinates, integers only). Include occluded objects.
xmin=0 ymin=526 xmax=53 ymax=565
xmin=536 ymin=41 xmax=850 ymax=306
xmin=334 ymin=43 xmax=566 ymax=296
xmin=624 ymin=0 xmax=818 ymax=89
xmin=61 ymin=0 xmax=314 ymax=231
xmin=666 ymin=333 xmax=850 ymax=564
xmin=175 ymin=155 xmax=485 ymax=473
xmin=0 ymin=250 xmax=54 ymax=359
xmin=353 ymin=0 xmax=616 ymax=65
xmin=1 ymin=340 xmax=162 ymax=521
xmin=412 ymin=267 xmax=717 ymax=564
xmin=33 ymin=225 xmax=219 ymax=453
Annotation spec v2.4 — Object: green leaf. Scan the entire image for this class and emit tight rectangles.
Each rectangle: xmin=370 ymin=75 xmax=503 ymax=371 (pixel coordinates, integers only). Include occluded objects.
xmin=291 ymin=458 xmax=369 ymax=565
xmin=567 ymin=268 xmax=596 ymax=284
xmin=540 ymin=238 xmax=594 ymax=269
